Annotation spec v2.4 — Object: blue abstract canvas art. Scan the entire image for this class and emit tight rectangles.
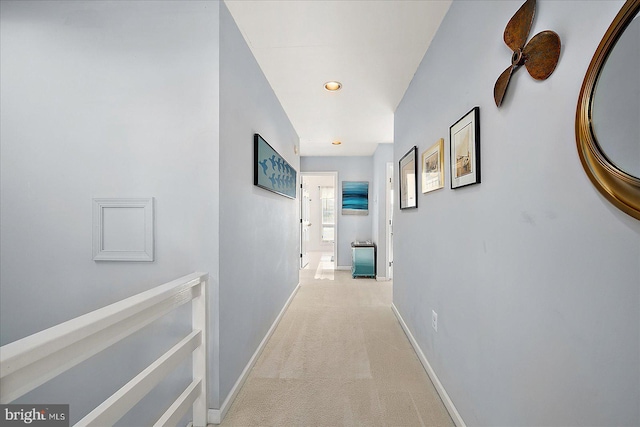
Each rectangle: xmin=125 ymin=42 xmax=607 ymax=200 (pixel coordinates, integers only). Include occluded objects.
xmin=254 ymin=134 xmax=297 ymax=199
xmin=342 ymin=181 xmax=369 ymax=215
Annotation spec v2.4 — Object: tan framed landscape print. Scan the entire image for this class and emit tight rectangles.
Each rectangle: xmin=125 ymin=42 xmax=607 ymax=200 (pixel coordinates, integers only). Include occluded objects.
xmin=450 ymin=107 xmax=480 ymax=189
xmin=421 ymin=138 xmax=445 ymax=193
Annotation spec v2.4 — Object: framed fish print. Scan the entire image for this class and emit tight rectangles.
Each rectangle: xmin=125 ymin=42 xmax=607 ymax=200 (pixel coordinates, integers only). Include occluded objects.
xmin=254 ymin=133 xmax=297 ymax=199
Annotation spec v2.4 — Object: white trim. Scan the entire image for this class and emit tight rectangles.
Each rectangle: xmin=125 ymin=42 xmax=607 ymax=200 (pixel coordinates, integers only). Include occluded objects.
xmin=154 ymin=380 xmax=201 ymax=427
xmin=0 ymin=273 xmax=208 ymax=426
xmin=300 ymin=176 xmax=309 ymax=269
xmin=375 ymin=276 xmax=389 ymax=282
xmin=92 ymin=197 xmax=154 ymax=261
xmin=336 ymin=266 xmax=351 ymax=271
xmin=0 ymin=273 xmax=207 ymax=404
xmin=191 ymin=274 xmax=208 ymax=427
xmin=391 ymin=303 xmax=466 ymax=427
xmin=76 ymin=331 xmax=201 ymax=426
xmin=207 ymin=409 xmax=220 ymax=425
xmin=386 ymin=162 xmax=394 ymax=280
xmin=209 ymin=282 xmax=302 ymax=425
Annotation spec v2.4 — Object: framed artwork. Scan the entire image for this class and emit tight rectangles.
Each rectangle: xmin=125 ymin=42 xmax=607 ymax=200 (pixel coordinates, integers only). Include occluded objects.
xmin=342 ymin=181 xmax=369 ymax=215
xmin=254 ymin=133 xmax=297 ymax=199
xmin=450 ymin=107 xmax=480 ymax=189
xmin=421 ymin=138 xmax=445 ymax=193
xmin=399 ymin=146 xmax=418 ymax=210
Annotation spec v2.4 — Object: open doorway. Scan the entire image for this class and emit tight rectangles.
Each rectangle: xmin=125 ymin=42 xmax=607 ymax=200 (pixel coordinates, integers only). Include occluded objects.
xmin=300 ymin=172 xmax=338 ymax=280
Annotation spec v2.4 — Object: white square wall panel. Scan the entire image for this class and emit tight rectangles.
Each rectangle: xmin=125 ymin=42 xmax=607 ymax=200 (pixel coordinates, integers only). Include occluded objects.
xmin=93 ymin=198 xmax=154 ymax=261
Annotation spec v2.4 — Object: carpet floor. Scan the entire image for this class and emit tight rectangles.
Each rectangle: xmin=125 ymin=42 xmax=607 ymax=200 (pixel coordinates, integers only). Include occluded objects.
xmin=219 ymin=269 xmax=454 ymax=427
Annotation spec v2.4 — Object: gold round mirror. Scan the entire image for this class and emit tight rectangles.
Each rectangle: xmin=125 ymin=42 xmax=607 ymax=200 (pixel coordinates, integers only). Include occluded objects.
xmin=576 ymin=0 xmax=640 ymax=220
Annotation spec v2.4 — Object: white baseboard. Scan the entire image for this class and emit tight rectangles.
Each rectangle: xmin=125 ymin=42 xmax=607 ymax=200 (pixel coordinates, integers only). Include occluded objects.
xmin=336 ymin=265 xmax=351 ymax=271
xmin=391 ymin=303 xmax=466 ymax=427
xmin=208 ymin=282 xmax=301 ymax=425
xmin=375 ymin=276 xmax=389 ymax=281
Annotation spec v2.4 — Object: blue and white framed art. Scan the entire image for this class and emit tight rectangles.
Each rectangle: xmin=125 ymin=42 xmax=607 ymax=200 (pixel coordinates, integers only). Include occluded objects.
xmin=254 ymin=133 xmax=297 ymax=199
xmin=342 ymin=181 xmax=369 ymax=215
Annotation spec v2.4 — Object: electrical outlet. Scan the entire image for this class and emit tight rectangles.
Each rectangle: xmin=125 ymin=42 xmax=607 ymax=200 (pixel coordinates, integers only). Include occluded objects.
xmin=432 ymin=310 xmax=438 ymax=332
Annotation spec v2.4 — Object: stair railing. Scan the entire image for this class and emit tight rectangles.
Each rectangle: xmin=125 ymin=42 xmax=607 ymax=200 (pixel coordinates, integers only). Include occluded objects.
xmin=0 ymin=272 xmax=209 ymax=427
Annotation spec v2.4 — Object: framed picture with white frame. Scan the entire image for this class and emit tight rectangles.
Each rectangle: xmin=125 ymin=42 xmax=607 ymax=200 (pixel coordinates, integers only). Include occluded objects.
xmin=399 ymin=146 xmax=418 ymax=209
xmin=450 ymin=107 xmax=480 ymax=189
xmin=421 ymin=138 xmax=445 ymax=194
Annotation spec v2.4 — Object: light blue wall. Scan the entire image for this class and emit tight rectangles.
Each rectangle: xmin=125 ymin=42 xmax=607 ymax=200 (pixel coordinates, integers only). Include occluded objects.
xmin=219 ymin=2 xmax=300 ymax=405
xmin=0 ymin=1 xmax=220 ymax=425
xmin=301 ymin=154 xmax=394 ymax=270
xmin=1 ymin=0 xmax=303 ymax=420
xmin=394 ymin=1 xmax=639 ymax=426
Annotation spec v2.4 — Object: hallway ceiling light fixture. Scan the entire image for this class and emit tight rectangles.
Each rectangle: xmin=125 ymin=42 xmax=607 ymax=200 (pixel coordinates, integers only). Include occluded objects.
xmin=324 ymin=81 xmax=342 ymax=91
xmin=332 ymin=141 xmax=342 ymax=145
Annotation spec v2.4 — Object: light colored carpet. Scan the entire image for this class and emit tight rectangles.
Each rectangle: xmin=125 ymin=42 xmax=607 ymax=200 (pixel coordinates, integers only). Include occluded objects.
xmin=219 ymin=270 xmax=454 ymax=427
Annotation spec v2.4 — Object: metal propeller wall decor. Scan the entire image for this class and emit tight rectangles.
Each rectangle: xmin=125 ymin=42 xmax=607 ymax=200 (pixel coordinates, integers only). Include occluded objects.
xmin=494 ymin=0 xmax=561 ymax=107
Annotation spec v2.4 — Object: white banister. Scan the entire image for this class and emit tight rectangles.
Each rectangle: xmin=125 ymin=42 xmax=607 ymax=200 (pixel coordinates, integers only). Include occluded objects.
xmin=191 ymin=269 xmax=208 ymax=427
xmin=0 ymin=272 xmax=209 ymax=427
xmin=153 ymin=380 xmax=202 ymax=427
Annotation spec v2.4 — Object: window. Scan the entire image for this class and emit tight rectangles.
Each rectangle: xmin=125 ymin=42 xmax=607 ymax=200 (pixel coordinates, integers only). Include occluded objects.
xmin=320 ymin=186 xmax=335 ymax=242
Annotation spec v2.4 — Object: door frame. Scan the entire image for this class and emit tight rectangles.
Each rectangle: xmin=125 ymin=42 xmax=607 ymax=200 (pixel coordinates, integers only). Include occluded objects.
xmin=300 ymin=171 xmax=338 ymax=269
xmin=386 ymin=162 xmax=394 ymax=279
xmin=300 ymin=178 xmax=310 ymax=269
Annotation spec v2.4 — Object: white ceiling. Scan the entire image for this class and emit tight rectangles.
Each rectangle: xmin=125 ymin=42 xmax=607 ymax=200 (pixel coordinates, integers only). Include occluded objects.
xmin=225 ymin=0 xmax=452 ymax=157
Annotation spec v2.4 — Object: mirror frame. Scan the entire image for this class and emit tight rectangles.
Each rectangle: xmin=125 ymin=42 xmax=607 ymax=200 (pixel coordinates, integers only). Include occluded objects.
xmin=576 ymin=0 xmax=640 ymax=220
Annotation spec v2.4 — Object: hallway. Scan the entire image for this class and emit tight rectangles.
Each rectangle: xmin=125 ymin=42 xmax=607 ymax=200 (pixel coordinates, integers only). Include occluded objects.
xmin=220 ymin=267 xmax=454 ymax=426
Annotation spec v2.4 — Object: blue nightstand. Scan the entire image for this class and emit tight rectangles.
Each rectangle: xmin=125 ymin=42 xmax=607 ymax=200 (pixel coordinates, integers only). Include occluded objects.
xmin=351 ymin=242 xmax=376 ymax=278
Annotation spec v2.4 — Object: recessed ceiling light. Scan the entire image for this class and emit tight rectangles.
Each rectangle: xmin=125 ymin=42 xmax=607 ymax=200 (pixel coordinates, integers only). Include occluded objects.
xmin=332 ymin=141 xmax=342 ymax=145
xmin=324 ymin=81 xmax=342 ymax=91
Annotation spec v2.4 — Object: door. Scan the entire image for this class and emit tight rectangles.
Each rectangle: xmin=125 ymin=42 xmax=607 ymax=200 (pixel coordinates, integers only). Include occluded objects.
xmin=386 ymin=162 xmax=394 ymax=279
xmin=300 ymin=178 xmax=310 ymax=268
